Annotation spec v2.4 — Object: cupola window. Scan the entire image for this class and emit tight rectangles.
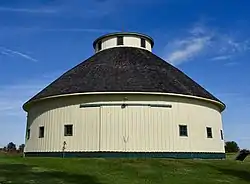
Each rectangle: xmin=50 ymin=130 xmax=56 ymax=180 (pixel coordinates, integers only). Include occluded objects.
xmin=141 ymin=38 xmax=146 ymax=48
xmin=97 ymin=41 xmax=102 ymax=51
xmin=117 ymin=36 xmax=124 ymax=45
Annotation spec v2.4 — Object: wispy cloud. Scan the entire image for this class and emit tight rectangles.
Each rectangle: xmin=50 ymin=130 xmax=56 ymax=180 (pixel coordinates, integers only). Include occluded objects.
xmin=163 ymin=23 xmax=250 ymax=65
xmin=0 ymin=47 xmax=38 ymax=62
xmin=0 ymin=83 xmax=45 ymax=116
xmin=224 ymin=62 xmax=239 ymax=67
xmin=38 ymin=28 xmax=118 ymax=33
xmin=0 ymin=7 xmax=57 ymax=13
xmin=210 ymin=55 xmax=232 ymax=61
xmin=165 ymin=36 xmax=210 ymax=65
xmin=0 ymin=51 xmax=12 ymax=56
xmin=0 ymin=72 xmax=62 ymax=146
xmin=0 ymin=71 xmax=62 ymax=117
xmin=215 ymin=91 xmax=250 ymax=109
xmin=163 ymin=25 xmax=213 ymax=65
xmin=0 ymin=74 xmax=61 ymax=119
xmin=0 ymin=27 xmax=118 ymax=34
xmin=0 ymin=0 xmax=157 ymax=17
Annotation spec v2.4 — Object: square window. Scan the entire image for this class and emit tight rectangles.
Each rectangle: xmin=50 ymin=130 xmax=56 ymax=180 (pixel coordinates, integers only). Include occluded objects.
xmin=179 ymin=125 xmax=188 ymax=137
xmin=220 ymin=130 xmax=224 ymax=140
xmin=27 ymin=129 xmax=30 ymax=140
xmin=207 ymin=127 xmax=213 ymax=138
xmin=117 ymin=36 xmax=124 ymax=45
xmin=141 ymin=38 xmax=146 ymax=48
xmin=39 ymin=126 xmax=44 ymax=138
xmin=64 ymin=125 xmax=73 ymax=136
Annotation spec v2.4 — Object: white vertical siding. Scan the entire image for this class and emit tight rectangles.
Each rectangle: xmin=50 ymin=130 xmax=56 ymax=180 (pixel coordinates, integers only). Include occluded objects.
xmin=76 ymin=107 xmax=100 ymax=151
xmin=100 ymin=106 xmax=125 ymax=151
xmin=145 ymin=40 xmax=151 ymax=51
xmin=99 ymin=106 xmax=171 ymax=152
xmin=126 ymin=106 xmax=151 ymax=152
xmin=102 ymin=37 xmax=116 ymax=50
xmin=25 ymin=101 xmax=100 ymax=152
xmin=124 ymin=36 xmax=140 ymax=48
xmin=25 ymin=94 xmax=224 ymax=153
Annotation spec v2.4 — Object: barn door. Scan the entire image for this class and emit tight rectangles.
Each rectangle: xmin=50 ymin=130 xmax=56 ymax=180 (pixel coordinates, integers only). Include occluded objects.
xmin=99 ymin=105 xmax=152 ymax=152
xmin=99 ymin=106 xmax=126 ymax=152
xmin=123 ymin=106 xmax=150 ymax=152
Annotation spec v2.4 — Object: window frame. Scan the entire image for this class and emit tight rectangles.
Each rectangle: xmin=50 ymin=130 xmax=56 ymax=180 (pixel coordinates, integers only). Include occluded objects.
xmin=179 ymin=125 xmax=188 ymax=137
xmin=39 ymin=126 xmax=44 ymax=138
xmin=64 ymin=124 xmax=73 ymax=136
xmin=117 ymin=36 xmax=124 ymax=45
xmin=206 ymin=127 xmax=213 ymax=138
xmin=141 ymin=38 xmax=146 ymax=48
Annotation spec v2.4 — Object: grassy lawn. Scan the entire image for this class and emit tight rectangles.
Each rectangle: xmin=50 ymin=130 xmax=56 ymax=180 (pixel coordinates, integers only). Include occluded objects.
xmin=0 ymin=153 xmax=249 ymax=184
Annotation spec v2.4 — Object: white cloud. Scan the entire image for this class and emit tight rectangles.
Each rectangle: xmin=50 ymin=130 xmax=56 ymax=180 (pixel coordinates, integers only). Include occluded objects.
xmin=0 ymin=47 xmax=38 ymax=62
xmin=38 ymin=28 xmax=118 ymax=33
xmin=218 ymin=35 xmax=250 ymax=54
xmin=210 ymin=55 xmax=232 ymax=61
xmin=166 ymin=36 xmax=210 ymax=65
xmin=0 ymin=27 xmax=118 ymax=35
xmin=0 ymin=71 xmax=62 ymax=118
xmin=163 ymin=23 xmax=250 ymax=66
xmin=1 ymin=51 xmax=12 ymax=56
xmin=224 ymin=62 xmax=239 ymax=67
xmin=0 ymin=72 xmax=62 ymax=146
xmin=0 ymin=83 xmax=44 ymax=118
xmin=0 ymin=7 xmax=57 ymax=13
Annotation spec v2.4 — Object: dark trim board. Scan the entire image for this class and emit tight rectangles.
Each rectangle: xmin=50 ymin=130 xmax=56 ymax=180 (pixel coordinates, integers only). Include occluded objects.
xmin=80 ymin=103 xmax=172 ymax=108
xmin=24 ymin=152 xmax=226 ymax=159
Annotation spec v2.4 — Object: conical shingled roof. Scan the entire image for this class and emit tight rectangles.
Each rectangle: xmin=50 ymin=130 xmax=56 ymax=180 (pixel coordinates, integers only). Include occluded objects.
xmin=25 ymin=47 xmax=224 ymax=107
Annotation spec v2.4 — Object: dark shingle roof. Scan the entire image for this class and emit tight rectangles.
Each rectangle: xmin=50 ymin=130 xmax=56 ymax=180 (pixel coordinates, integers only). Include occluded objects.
xmin=25 ymin=47 xmax=224 ymax=107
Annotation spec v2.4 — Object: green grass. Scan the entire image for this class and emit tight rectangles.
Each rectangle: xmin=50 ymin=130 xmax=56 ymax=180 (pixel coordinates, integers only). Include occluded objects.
xmin=0 ymin=153 xmax=249 ymax=184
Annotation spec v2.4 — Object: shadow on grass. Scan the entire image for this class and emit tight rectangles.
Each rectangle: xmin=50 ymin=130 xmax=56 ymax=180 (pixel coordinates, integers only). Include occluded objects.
xmin=0 ymin=163 xmax=104 ymax=184
xmin=178 ymin=159 xmax=250 ymax=183
xmin=199 ymin=162 xmax=250 ymax=183
xmin=214 ymin=167 xmax=250 ymax=182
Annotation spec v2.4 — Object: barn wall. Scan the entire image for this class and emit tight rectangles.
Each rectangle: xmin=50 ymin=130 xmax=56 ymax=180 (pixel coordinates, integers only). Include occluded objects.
xmin=24 ymin=94 xmax=224 ymax=154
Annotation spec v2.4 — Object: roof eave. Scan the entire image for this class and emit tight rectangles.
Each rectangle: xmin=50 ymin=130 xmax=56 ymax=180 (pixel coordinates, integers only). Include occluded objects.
xmin=23 ymin=92 xmax=226 ymax=112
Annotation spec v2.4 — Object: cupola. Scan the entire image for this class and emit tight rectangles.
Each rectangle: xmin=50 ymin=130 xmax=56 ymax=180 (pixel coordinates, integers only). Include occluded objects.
xmin=93 ymin=32 xmax=154 ymax=53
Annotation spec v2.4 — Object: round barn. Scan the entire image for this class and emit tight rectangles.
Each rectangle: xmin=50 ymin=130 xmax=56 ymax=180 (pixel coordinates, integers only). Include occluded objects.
xmin=23 ymin=32 xmax=226 ymax=158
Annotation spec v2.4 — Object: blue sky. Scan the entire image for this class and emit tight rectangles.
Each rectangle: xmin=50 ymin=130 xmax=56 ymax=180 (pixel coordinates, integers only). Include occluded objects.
xmin=0 ymin=0 xmax=250 ymax=148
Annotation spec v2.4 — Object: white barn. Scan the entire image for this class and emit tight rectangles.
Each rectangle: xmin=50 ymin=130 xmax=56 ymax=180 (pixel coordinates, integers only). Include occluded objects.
xmin=23 ymin=32 xmax=226 ymax=159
